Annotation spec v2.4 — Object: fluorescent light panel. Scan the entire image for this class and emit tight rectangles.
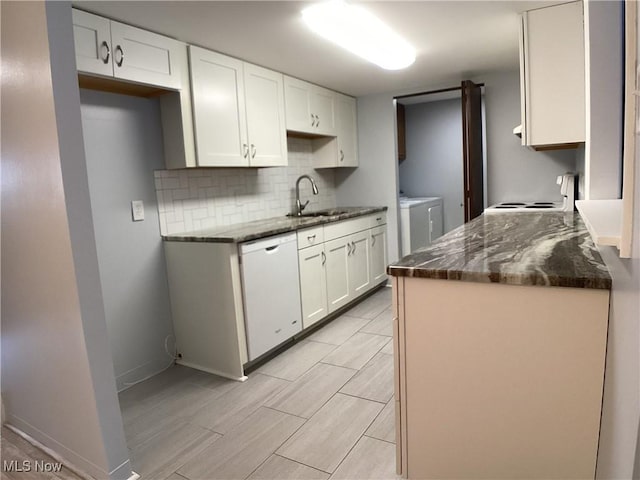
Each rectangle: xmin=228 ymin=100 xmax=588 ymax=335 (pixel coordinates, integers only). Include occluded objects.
xmin=302 ymin=1 xmax=416 ymax=70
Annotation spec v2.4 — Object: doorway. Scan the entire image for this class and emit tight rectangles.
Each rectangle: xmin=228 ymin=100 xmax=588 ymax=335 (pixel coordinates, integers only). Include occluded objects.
xmin=395 ymin=81 xmax=486 ymax=235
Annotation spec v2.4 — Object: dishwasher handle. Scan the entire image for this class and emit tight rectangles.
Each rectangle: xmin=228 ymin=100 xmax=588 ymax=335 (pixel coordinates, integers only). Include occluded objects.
xmin=265 ymin=245 xmax=279 ymax=253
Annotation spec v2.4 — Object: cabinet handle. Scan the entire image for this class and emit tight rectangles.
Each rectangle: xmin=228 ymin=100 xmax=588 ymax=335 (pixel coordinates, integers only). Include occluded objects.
xmin=321 ymin=251 xmax=326 ymax=265
xmin=275 ymin=328 xmax=282 ymax=334
xmin=315 ymin=114 xmax=320 ymax=127
xmin=376 ymin=217 xmax=382 ymax=222
xmin=347 ymin=243 xmax=352 ymax=255
xmin=242 ymin=144 xmax=249 ymax=158
xmin=307 ymin=234 xmax=316 ymax=242
xmin=340 ymin=150 xmax=344 ymax=162
xmin=311 ymin=113 xmax=316 ymax=127
xmin=115 ymin=45 xmax=124 ymax=67
xmin=352 ymin=241 xmax=356 ymax=254
xmin=250 ymin=144 xmax=256 ymax=158
xmin=372 ymin=235 xmax=376 ymax=247
xmin=100 ymin=41 xmax=110 ymax=64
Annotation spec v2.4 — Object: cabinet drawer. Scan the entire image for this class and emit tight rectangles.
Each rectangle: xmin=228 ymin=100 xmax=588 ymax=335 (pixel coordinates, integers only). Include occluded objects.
xmin=297 ymin=226 xmax=324 ymax=249
xmin=370 ymin=212 xmax=387 ymax=228
xmin=324 ymin=216 xmax=371 ymax=242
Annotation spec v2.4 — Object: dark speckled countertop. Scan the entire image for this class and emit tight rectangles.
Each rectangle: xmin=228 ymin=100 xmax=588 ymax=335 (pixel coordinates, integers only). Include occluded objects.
xmin=388 ymin=212 xmax=611 ymax=289
xmin=163 ymin=206 xmax=387 ymax=243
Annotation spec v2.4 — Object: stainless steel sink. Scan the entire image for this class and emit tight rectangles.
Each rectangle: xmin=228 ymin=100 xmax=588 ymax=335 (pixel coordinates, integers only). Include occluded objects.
xmin=287 ymin=208 xmax=350 ymax=218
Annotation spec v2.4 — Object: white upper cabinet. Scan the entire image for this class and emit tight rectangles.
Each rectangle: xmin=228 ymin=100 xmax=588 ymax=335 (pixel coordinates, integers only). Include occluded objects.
xmin=189 ymin=46 xmax=287 ymax=167
xmin=190 ymin=47 xmax=247 ymax=167
xmin=243 ymin=64 xmax=288 ymax=167
xmin=72 ymin=9 xmax=184 ymax=90
xmin=310 ymin=93 xmax=359 ymax=168
xmin=519 ymin=1 xmax=585 ymax=148
xmin=335 ymin=93 xmax=359 ymax=167
xmin=284 ymin=76 xmax=336 ymax=136
xmin=72 ymin=9 xmax=112 ymax=76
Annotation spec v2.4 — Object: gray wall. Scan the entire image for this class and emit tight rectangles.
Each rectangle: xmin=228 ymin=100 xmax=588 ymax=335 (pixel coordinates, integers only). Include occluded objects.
xmin=1 ymin=2 xmax=130 ymax=478
xmin=345 ymin=70 xmax=581 ymax=263
xmin=584 ymin=2 xmax=638 ymax=478
xmin=583 ymin=0 xmax=623 ymax=200
xmin=81 ymin=90 xmax=175 ymax=391
xmin=399 ymin=99 xmax=464 ymax=233
xmin=482 ymin=70 xmax=578 ymax=204
xmin=335 ymin=95 xmax=401 ymax=263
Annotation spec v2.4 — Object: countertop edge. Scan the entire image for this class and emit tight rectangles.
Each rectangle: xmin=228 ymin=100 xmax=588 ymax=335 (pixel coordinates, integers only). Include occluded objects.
xmin=162 ymin=206 xmax=388 ymax=243
xmin=386 ymin=266 xmax=612 ymax=290
xmin=387 ymin=212 xmax=612 ymax=291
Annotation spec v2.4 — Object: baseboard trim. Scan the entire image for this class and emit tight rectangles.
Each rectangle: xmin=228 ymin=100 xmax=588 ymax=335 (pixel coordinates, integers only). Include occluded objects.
xmin=175 ymin=360 xmax=248 ymax=382
xmin=5 ymin=423 xmax=96 ymax=480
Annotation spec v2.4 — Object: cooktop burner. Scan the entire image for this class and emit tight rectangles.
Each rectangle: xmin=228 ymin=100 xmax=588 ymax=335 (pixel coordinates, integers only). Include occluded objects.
xmin=484 ymin=201 xmax=565 ymax=213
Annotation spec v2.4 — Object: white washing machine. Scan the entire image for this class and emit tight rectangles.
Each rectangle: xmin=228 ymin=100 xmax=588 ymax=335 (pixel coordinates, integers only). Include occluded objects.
xmin=399 ymin=197 xmax=443 ymax=257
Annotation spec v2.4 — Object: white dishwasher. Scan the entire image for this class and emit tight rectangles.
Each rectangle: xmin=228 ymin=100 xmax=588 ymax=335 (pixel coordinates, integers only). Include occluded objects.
xmin=240 ymin=233 xmax=302 ymax=361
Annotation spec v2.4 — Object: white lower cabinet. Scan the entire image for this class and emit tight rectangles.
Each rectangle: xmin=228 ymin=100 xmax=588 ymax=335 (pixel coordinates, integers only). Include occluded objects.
xmin=324 ymin=237 xmax=352 ymax=313
xmin=370 ymin=225 xmax=388 ymax=285
xmin=165 ymin=213 xmax=387 ymax=381
xmin=349 ymin=230 xmax=372 ymax=297
xmin=298 ymin=213 xmax=387 ymax=324
xmin=298 ymin=243 xmax=329 ymax=329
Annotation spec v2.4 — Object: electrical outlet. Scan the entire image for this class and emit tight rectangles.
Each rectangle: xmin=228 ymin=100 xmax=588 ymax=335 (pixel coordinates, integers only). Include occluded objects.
xmin=131 ymin=200 xmax=145 ymax=221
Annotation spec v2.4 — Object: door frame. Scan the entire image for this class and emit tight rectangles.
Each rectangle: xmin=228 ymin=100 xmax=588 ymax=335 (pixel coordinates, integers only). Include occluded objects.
xmin=394 ymin=83 xmax=486 ymax=227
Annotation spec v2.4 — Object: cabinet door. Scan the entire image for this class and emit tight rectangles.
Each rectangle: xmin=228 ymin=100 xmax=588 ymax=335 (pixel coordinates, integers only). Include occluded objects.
xmin=284 ymin=76 xmax=314 ymax=134
xmin=349 ymin=230 xmax=371 ymax=296
xmin=298 ymin=244 xmax=328 ymax=329
xmin=72 ymin=9 xmax=113 ymax=76
xmin=189 ymin=46 xmax=248 ymax=167
xmin=110 ymin=21 xmax=183 ymax=90
xmin=325 ymin=237 xmax=351 ymax=313
xmin=521 ymin=1 xmax=585 ymax=146
xmin=244 ymin=64 xmax=288 ymax=167
xmin=312 ymin=86 xmax=336 ymax=136
xmin=370 ymin=225 xmax=388 ymax=286
xmin=336 ymin=94 xmax=358 ymax=167
xmin=428 ymin=205 xmax=444 ymax=243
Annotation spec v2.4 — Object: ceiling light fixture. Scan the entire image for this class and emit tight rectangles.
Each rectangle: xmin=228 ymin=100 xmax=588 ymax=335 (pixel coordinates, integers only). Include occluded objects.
xmin=302 ymin=0 xmax=416 ymax=71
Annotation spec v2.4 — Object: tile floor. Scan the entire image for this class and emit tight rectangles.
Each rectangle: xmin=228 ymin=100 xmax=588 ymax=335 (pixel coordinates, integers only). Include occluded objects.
xmin=119 ymin=286 xmax=399 ymax=480
xmin=0 ymin=427 xmax=84 ymax=480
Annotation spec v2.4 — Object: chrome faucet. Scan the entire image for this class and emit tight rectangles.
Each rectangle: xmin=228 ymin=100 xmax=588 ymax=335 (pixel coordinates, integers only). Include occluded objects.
xmin=295 ymin=175 xmax=319 ymax=216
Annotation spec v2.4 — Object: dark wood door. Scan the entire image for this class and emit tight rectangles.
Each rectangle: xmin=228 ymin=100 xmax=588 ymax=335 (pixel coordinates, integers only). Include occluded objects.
xmin=397 ymin=102 xmax=406 ymax=162
xmin=461 ymin=80 xmax=484 ymax=221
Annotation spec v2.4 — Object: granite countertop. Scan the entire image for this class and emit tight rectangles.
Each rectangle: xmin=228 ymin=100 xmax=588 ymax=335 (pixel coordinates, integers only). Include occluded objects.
xmin=388 ymin=212 xmax=611 ymax=289
xmin=163 ymin=206 xmax=387 ymax=243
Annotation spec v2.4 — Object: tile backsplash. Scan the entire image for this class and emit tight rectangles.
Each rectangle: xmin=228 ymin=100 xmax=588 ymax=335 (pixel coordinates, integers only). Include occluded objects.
xmin=155 ymin=137 xmax=337 ymax=235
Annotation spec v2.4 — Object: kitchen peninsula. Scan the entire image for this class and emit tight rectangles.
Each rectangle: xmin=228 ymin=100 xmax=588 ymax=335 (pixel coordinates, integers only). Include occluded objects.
xmin=388 ymin=212 xmax=611 ymax=479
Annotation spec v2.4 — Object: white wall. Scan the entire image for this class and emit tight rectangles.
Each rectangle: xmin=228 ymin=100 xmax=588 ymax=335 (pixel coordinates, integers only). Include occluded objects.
xmin=1 ymin=2 xmax=130 ymax=478
xmin=81 ymin=90 xmax=176 ymax=391
xmin=399 ymin=99 xmax=465 ymax=233
xmin=335 ymin=94 xmax=401 ymax=263
xmin=155 ymin=137 xmax=337 ymax=235
xmin=482 ymin=70 xmax=578 ymax=204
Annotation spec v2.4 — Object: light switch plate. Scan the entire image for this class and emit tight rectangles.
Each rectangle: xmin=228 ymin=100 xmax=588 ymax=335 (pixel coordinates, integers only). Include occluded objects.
xmin=131 ymin=200 xmax=145 ymax=221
